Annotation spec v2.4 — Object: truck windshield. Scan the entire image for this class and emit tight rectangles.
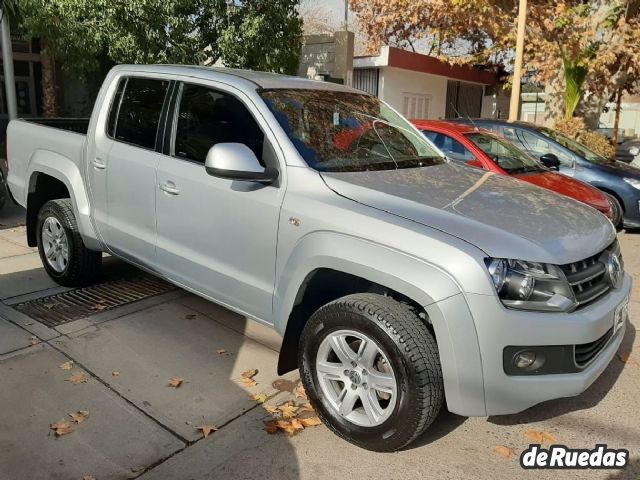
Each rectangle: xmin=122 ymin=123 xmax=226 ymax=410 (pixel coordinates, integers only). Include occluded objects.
xmin=466 ymin=132 xmax=545 ymax=174
xmin=259 ymin=89 xmax=444 ymax=172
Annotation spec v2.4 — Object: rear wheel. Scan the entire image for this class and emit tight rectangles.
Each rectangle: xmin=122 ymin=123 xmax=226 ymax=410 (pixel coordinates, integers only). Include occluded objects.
xmin=604 ymin=193 xmax=623 ymax=229
xmin=299 ymin=293 xmax=444 ymax=452
xmin=37 ymin=199 xmax=101 ymax=287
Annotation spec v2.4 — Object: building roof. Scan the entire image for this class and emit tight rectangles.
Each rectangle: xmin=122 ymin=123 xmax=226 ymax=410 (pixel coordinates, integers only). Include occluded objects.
xmin=354 ymin=46 xmax=498 ymax=85
xmin=112 ymin=64 xmax=362 ymax=93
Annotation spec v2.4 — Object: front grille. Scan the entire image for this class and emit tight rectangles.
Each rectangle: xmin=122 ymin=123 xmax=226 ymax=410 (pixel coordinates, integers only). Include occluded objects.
xmin=574 ymin=328 xmax=613 ymax=367
xmin=560 ymin=244 xmax=616 ymax=309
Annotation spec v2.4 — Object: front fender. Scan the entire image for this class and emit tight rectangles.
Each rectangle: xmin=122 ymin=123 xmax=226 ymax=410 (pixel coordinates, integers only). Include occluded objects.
xmin=27 ymin=151 xmax=101 ymax=251
xmin=273 ymin=232 xmax=462 ymax=335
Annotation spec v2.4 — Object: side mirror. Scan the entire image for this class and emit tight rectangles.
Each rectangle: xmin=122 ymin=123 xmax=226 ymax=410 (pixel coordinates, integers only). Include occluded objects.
xmin=205 ymin=143 xmax=279 ymax=184
xmin=540 ymin=153 xmax=560 ymax=171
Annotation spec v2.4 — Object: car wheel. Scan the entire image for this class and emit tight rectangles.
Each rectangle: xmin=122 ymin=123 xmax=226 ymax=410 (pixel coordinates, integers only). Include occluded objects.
xmin=299 ymin=293 xmax=444 ymax=452
xmin=37 ymin=199 xmax=102 ymax=287
xmin=604 ymin=193 xmax=623 ymax=229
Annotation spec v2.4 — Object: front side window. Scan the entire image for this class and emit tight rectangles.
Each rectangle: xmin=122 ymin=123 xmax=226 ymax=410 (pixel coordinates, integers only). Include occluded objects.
xmin=466 ymin=133 xmax=543 ymax=174
xmin=260 ymin=89 xmax=443 ymax=172
xmin=422 ymin=131 xmax=476 ymax=162
xmin=114 ymin=78 xmax=170 ymax=149
xmin=174 ymin=84 xmax=265 ymax=164
xmin=539 ymin=127 xmax=607 ymax=165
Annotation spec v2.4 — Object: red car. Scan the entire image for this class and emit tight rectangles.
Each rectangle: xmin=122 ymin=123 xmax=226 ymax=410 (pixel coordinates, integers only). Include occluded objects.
xmin=412 ymin=120 xmax=614 ymax=221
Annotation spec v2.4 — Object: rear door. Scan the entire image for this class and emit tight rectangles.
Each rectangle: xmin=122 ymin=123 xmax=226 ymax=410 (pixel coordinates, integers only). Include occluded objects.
xmin=105 ymin=77 xmax=172 ymax=269
xmin=155 ymin=82 xmax=285 ymax=322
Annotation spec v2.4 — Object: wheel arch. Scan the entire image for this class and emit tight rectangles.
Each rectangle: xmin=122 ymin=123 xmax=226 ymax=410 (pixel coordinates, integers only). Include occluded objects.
xmin=25 ymin=151 xmax=100 ymax=250
xmin=274 ymin=233 xmax=462 ymax=375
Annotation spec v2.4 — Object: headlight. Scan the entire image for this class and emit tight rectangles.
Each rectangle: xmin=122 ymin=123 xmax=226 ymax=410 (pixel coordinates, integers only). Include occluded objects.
xmin=623 ymin=177 xmax=640 ymax=190
xmin=485 ymin=258 xmax=576 ymax=312
xmin=629 ymin=146 xmax=640 ymax=157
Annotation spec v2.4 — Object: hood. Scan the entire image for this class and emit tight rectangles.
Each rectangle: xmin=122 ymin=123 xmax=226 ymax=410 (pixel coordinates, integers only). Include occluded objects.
xmin=322 ymin=163 xmax=615 ymax=265
xmin=514 ymin=171 xmax=611 ymax=214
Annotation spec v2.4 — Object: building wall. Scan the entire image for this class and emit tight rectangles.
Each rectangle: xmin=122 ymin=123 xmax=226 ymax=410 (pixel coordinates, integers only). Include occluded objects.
xmin=297 ymin=31 xmax=354 ymax=85
xmin=379 ymin=67 xmax=449 ymax=119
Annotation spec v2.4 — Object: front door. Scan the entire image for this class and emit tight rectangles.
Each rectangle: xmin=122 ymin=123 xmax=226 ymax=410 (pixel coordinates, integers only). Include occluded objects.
xmin=104 ymin=77 xmax=171 ymax=269
xmin=155 ymin=82 xmax=284 ymax=322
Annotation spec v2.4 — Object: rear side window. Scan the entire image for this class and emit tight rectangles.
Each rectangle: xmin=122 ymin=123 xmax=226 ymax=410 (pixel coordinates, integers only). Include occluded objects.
xmin=114 ymin=78 xmax=170 ymax=149
xmin=173 ymin=84 xmax=265 ymax=163
xmin=422 ymin=131 xmax=476 ymax=162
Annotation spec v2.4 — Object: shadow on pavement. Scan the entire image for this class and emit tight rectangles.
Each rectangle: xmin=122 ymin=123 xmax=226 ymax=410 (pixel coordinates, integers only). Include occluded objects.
xmin=0 ymin=251 xmax=301 ymax=479
xmin=488 ymin=323 xmax=635 ymax=426
xmin=606 ymin=456 xmax=640 ymax=480
xmin=406 ymin=409 xmax=467 ymax=450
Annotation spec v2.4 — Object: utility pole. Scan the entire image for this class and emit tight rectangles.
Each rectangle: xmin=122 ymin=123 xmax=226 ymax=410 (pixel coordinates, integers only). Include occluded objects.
xmin=0 ymin=9 xmax=17 ymax=120
xmin=343 ymin=0 xmax=349 ymax=30
xmin=509 ymin=0 xmax=527 ymax=122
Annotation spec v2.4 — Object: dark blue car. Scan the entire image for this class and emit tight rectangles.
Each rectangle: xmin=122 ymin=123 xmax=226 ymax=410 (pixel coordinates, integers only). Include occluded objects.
xmin=452 ymin=119 xmax=640 ymax=228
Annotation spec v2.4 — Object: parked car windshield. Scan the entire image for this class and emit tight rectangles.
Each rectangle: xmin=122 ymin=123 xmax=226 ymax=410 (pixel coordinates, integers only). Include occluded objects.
xmin=260 ymin=89 xmax=444 ymax=172
xmin=466 ymin=132 xmax=544 ymax=174
xmin=538 ymin=127 xmax=609 ymax=165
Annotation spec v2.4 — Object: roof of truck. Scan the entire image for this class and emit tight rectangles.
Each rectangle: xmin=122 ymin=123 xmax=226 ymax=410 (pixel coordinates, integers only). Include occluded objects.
xmin=112 ymin=64 xmax=364 ymax=93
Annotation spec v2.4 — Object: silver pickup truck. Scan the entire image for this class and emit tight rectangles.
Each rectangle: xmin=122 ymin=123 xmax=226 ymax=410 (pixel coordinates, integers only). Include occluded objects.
xmin=6 ymin=65 xmax=631 ymax=451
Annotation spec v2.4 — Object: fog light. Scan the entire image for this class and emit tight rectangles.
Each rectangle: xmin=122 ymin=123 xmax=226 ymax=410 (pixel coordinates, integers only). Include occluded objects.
xmin=514 ymin=351 xmax=536 ymax=369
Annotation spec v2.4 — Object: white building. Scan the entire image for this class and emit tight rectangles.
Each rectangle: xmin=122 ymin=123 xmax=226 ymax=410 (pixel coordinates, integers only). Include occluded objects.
xmin=352 ymin=46 xmax=501 ymax=120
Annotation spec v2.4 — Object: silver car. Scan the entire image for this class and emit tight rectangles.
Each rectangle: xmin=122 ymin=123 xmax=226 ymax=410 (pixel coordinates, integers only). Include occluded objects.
xmin=6 ymin=65 xmax=631 ymax=451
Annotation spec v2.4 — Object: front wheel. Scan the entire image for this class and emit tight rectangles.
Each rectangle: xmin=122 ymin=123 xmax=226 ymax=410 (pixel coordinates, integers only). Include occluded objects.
xmin=37 ymin=199 xmax=102 ymax=287
xmin=299 ymin=293 xmax=444 ymax=452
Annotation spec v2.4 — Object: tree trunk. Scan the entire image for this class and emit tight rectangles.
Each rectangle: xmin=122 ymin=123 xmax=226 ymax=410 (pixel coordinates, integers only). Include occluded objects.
xmin=543 ymin=72 xmax=564 ymax=127
xmin=40 ymin=50 xmax=59 ymax=118
xmin=613 ymin=87 xmax=623 ymax=145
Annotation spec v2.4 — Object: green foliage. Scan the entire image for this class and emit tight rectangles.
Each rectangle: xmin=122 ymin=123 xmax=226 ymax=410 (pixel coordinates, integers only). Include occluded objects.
xmin=15 ymin=0 xmax=302 ymax=77
xmin=217 ymin=0 xmax=302 ymax=75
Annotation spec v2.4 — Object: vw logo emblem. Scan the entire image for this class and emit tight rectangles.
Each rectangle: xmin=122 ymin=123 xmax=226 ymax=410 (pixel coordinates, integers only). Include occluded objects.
xmin=607 ymin=254 xmax=623 ymax=289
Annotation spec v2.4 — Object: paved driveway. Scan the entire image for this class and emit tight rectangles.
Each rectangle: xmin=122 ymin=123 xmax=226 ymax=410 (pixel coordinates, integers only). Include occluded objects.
xmin=0 ymin=224 xmax=638 ymax=480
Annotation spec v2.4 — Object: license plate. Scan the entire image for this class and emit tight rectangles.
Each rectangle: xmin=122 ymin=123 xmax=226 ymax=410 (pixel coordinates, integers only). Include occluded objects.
xmin=614 ymin=298 xmax=629 ymax=335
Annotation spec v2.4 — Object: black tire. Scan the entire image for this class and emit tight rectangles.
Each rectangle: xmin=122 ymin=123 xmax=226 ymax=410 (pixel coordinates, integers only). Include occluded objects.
xmin=0 ymin=169 xmax=7 ymax=211
xmin=36 ymin=199 xmax=102 ymax=287
xmin=604 ymin=193 xmax=623 ymax=229
xmin=299 ymin=293 xmax=444 ymax=452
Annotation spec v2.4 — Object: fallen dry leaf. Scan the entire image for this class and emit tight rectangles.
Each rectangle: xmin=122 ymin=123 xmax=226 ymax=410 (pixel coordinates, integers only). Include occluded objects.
xmin=293 ymin=384 xmax=308 ymax=400
xmin=66 ymin=373 xmax=88 ymax=385
xmin=272 ymin=379 xmax=296 ymax=392
xmin=168 ymin=377 xmax=184 ymax=388
xmin=493 ymin=445 xmax=516 ymax=459
xmin=112 ymin=371 xmax=120 ymax=377
xmin=42 ymin=302 xmax=58 ymax=310
xmin=277 ymin=418 xmax=305 ymax=435
xmin=264 ymin=420 xmax=279 ymax=434
xmin=300 ymin=403 xmax=315 ymax=413
xmin=90 ymin=303 xmax=108 ymax=312
xmin=299 ymin=416 xmax=322 ymax=427
xmin=83 ymin=476 xmax=96 ymax=480
xmin=30 ymin=336 xmax=38 ymax=346
xmin=279 ymin=403 xmax=299 ymax=419
xmin=239 ymin=377 xmax=258 ymax=388
xmin=69 ymin=410 xmax=90 ymax=424
xmin=524 ymin=430 xmax=557 ymax=444
xmin=618 ymin=352 xmax=639 ymax=366
xmin=196 ymin=425 xmax=218 ymax=439
xmin=59 ymin=361 xmax=74 ymax=371
xmin=216 ymin=348 xmax=227 ymax=355
xmin=241 ymin=368 xmax=258 ymax=379
xmin=50 ymin=419 xmax=73 ymax=437
xmin=263 ymin=404 xmax=280 ymax=415
xmin=185 ymin=314 xmax=197 ymax=320
xmin=252 ymin=392 xmax=268 ymax=403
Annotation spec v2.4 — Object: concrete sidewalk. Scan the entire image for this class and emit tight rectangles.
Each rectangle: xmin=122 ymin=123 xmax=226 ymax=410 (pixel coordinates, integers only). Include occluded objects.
xmin=1 ymin=225 xmax=639 ymax=480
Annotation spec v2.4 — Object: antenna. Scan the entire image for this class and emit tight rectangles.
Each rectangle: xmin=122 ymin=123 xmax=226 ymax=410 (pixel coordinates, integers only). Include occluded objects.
xmin=450 ymin=102 xmax=479 ymax=131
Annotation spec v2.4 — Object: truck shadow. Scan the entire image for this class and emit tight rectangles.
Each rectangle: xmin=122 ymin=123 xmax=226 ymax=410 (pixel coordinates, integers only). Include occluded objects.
xmin=0 ymin=253 xmax=302 ymax=479
xmin=488 ymin=323 xmax=635 ymax=426
xmin=605 ymin=457 xmax=640 ymax=480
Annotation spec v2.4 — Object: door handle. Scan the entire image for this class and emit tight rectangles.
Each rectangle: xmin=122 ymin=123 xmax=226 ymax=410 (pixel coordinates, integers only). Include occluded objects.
xmin=159 ymin=182 xmax=180 ymax=196
xmin=92 ymin=158 xmax=106 ymax=170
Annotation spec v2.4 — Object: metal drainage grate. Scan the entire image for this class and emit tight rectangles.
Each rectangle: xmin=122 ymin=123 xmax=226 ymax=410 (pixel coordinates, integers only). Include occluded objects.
xmin=13 ymin=275 xmax=176 ymax=327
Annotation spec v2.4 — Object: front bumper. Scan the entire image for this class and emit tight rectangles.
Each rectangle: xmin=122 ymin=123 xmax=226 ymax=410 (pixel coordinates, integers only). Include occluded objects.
xmin=430 ymin=273 xmax=631 ymax=417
